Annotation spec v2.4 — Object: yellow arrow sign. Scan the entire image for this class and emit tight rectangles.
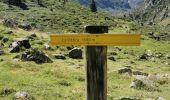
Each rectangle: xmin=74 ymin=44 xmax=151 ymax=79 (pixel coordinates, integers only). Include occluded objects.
xmin=50 ymin=34 xmax=140 ymax=46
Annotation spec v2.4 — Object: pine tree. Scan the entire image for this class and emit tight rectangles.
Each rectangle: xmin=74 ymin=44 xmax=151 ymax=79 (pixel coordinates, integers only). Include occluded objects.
xmin=90 ymin=0 xmax=97 ymax=12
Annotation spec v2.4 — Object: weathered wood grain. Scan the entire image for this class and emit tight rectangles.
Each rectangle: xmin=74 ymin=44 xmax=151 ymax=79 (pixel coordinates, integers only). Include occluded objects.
xmin=85 ymin=26 xmax=108 ymax=100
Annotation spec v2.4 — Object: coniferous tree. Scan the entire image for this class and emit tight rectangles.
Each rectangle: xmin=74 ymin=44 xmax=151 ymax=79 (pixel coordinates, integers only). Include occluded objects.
xmin=90 ymin=0 xmax=97 ymax=12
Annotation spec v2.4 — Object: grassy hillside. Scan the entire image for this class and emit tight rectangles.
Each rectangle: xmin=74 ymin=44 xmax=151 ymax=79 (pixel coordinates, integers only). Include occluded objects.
xmin=0 ymin=0 xmax=132 ymax=33
xmin=0 ymin=20 xmax=170 ymax=100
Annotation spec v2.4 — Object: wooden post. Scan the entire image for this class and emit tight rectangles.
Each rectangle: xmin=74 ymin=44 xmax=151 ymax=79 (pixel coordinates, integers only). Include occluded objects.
xmin=85 ymin=26 xmax=108 ymax=100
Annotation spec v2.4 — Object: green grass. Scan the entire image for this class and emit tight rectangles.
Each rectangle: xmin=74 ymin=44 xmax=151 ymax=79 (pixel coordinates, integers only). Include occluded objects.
xmin=0 ymin=1 xmax=170 ymax=98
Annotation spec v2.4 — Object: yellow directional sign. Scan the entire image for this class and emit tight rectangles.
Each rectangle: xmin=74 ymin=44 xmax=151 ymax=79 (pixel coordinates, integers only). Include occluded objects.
xmin=50 ymin=34 xmax=140 ymax=46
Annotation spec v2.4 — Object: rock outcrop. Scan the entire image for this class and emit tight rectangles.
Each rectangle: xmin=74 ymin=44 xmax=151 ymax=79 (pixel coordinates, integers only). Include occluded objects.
xmin=14 ymin=49 xmax=53 ymax=64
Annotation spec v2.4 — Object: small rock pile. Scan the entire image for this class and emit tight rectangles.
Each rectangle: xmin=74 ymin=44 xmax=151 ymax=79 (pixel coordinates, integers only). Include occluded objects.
xmin=18 ymin=22 xmax=32 ymax=31
xmin=9 ymin=38 xmax=31 ymax=53
xmin=129 ymin=76 xmax=155 ymax=90
xmin=14 ymin=91 xmax=30 ymax=100
xmin=3 ymin=18 xmax=17 ymax=28
xmin=146 ymin=32 xmax=170 ymax=41
xmin=0 ymin=88 xmax=16 ymax=96
xmin=14 ymin=48 xmax=53 ymax=64
xmin=117 ymin=66 xmax=148 ymax=76
xmin=130 ymin=73 xmax=169 ymax=91
xmin=138 ymin=50 xmax=164 ymax=61
xmin=117 ymin=66 xmax=169 ymax=91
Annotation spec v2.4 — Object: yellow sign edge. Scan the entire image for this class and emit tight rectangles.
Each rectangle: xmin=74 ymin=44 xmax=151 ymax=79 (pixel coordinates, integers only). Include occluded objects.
xmin=50 ymin=33 xmax=141 ymax=46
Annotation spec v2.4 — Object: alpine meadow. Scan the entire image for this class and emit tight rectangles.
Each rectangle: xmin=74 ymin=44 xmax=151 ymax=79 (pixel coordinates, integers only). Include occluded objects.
xmin=0 ymin=0 xmax=170 ymax=100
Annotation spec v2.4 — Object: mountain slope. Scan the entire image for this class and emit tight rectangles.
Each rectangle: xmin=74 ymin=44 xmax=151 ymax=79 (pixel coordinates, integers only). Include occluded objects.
xmin=79 ymin=0 xmax=144 ymax=12
xmin=128 ymin=0 xmax=144 ymax=8
xmin=79 ymin=0 xmax=130 ymax=10
xmin=0 ymin=0 xmax=123 ymax=33
xmin=130 ymin=0 xmax=170 ymax=23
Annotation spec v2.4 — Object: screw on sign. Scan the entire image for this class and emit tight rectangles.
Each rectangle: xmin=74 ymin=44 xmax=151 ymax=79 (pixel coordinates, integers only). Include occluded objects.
xmin=50 ymin=26 xmax=141 ymax=100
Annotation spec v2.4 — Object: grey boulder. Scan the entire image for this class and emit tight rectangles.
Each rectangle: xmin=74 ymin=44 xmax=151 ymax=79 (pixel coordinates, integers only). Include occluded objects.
xmin=69 ymin=48 xmax=82 ymax=59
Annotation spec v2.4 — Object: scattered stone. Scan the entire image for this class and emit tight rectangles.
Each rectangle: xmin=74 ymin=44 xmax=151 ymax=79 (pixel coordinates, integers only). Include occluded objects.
xmin=159 ymin=32 xmax=170 ymax=41
xmin=113 ymin=97 xmax=140 ymax=100
xmin=108 ymin=56 xmax=116 ymax=61
xmin=110 ymin=52 xmax=118 ymax=55
xmin=115 ymin=47 xmax=122 ymax=51
xmin=118 ymin=67 xmax=132 ymax=75
xmin=155 ymin=97 xmax=164 ymax=100
xmin=138 ymin=53 xmax=149 ymax=60
xmin=130 ymin=78 xmax=147 ymax=89
xmin=9 ymin=42 xmax=20 ymax=53
xmin=69 ymin=48 xmax=82 ymax=59
xmin=0 ymin=88 xmax=16 ymax=96
xmin=146 ymin=32 xmax=170 ymax=41
xmin=14 ymin=38 xmax=31 ymax=49
xmin=14 ymin=91 xmax=30 ymax=99
xmin=138 ymin=50 xmax=155 ymax=60
xmin=52 ymin=54 xmax=66 ymax=60
xmin=148 ymin=74 xmax=161 ymax=80
xmin=9 ymin=38 xmax=31 ymax=53
xmin=148 ymin=74 xmax=169 ymax=85
xmin=154 ymin=52 xmax=164 ymax=58
xmin=3 ymin=18 xmax=17 ymax=28
xmin=13 ymin=55 xmax=21 ymax=62
xmin=132 ymin=71 xmax=149 ymax=76
xmin=13 ymin=58 xmax=21 ymax=63
xmin=18 ymin=22 xmax=32 ymax=31
xmin=18 ymin=48 xmax=53 ymax=64
xmin=130 ymin=77 xmax=155 ymax=90
xmin=44 ymin=43 xmax=52 ymax=50
xmin=138 ymin=50 xmax=165 ymax=61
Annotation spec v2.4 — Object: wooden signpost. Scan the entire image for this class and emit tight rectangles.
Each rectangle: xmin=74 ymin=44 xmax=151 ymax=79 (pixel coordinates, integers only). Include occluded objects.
xmin=50 ymin=26 xmax=141 ymax=100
